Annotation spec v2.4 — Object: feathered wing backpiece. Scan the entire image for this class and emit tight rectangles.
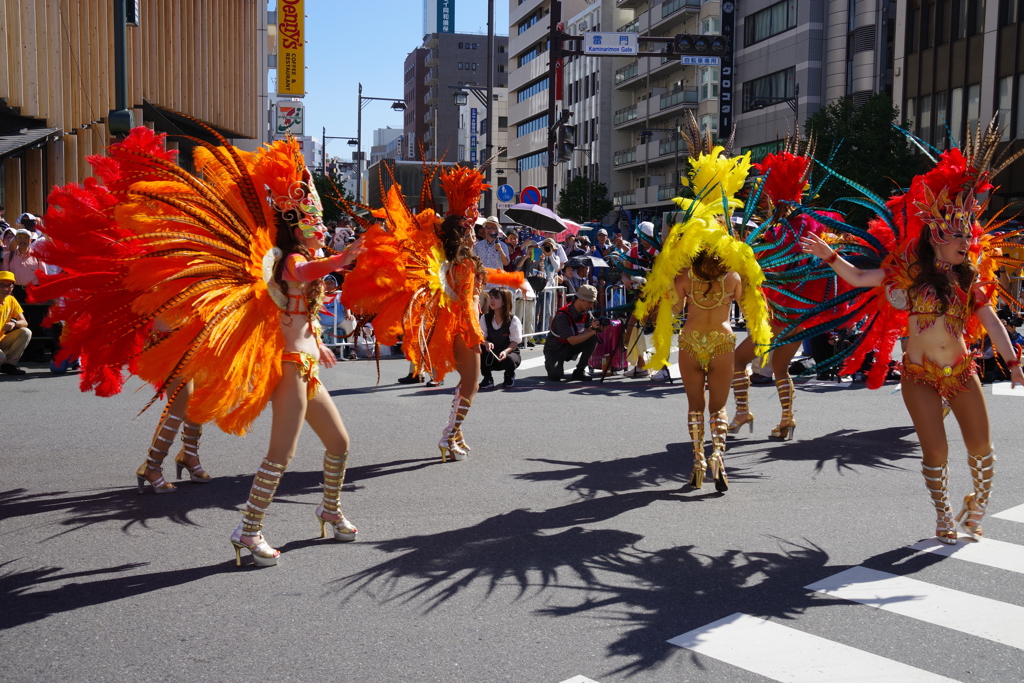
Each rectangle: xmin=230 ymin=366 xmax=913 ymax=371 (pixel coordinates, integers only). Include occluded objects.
xmin=342 ymin=165 xmax=522 ymax=382
xmin=636 ymin=145 xmax=772 ymax=373
xmin=29 ymin=127 xmax=315 ymax=435
xmin=793 ymin=116 xmax=1024 ymax=388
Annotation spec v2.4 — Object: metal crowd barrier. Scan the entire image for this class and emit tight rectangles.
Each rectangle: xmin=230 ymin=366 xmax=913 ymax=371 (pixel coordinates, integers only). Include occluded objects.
xmin=604 ymin=284 xmax=626 ymax=312
xmin=511 ymin=285 xmax=565 ymax=345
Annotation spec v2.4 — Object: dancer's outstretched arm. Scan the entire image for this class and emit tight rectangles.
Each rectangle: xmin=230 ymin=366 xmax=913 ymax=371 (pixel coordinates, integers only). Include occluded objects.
xmin=976 ymin=305 xmax=1024 ymax=387
xmin=800 ymin=233 xmax=884 ymax=289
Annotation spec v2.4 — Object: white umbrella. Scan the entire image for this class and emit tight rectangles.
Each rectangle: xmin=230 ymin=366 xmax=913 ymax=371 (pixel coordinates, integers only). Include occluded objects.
xmin=504 ymin=204 xmax=568 ymax=234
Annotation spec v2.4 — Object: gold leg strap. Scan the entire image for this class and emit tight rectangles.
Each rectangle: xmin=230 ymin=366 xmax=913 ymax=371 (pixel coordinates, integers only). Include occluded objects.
xmin=731 ymin=368 xmax=750 ymax=411
xmin=242 ymin=459 xmax=286 ymax=537
xmin=922 ymin=462 xmax=957 ymax=542
xmin=321 ymin=450 xmax=349 ymax=513
xmin=710 ymin=408 xmax=728 ymax=454
xmin=966 ymin=450 xmax=995 ymax=509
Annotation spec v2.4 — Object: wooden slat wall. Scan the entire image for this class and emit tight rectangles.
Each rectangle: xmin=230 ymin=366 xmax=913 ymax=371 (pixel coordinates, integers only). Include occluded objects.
xmin=1 ymin=0 xmax=263 ymax=206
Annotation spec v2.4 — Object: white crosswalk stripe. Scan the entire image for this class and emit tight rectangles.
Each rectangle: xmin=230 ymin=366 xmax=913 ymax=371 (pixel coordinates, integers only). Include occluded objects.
xmin=668 ymin=613 xmax=958 ymax=683
xmin=668 ymin=504 xmax=1024 ymax=681
xmin=806 ymin=566 xmax=1024 ymax=650
xmin=557 ymin=676 xmax=601 ymax=683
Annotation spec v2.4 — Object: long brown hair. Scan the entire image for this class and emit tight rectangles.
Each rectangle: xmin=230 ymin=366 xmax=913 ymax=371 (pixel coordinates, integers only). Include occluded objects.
xmin=690 ymin=250 xmax=728 ymax=298
xmin=911 ymin=229 xmax=976 ymax=311
xmin=438 ymin=214 xmax=486 ymax=287
xmin=272 ymin=212 xmax=324 ymax=313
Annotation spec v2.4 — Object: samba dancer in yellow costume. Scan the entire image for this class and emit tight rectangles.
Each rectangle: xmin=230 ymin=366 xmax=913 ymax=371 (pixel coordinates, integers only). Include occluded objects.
xmin=637 ymin=146 xmax=771 ymax=492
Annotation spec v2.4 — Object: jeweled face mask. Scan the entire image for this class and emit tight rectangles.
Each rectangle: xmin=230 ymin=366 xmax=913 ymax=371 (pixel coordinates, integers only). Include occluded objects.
xmin=914 ymin=185 xmax=976 ymax=246
xmin=268 ymin=169 xmax=325 ymax=238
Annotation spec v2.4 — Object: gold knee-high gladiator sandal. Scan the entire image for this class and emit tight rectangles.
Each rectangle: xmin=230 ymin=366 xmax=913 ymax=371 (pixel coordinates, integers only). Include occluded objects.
xmin=438 ymin=388 xmax=472 ymax=462
xmin=956 ymin=451 xmax=995 ymax=540
xmin=231 ymin=459 xmax=285 ymax=567
xmin=709 ymin=408 xmax=729 ymax=492
xmin=727 ymin=368 xmax=755 ymax=434
xmin=770 ymin=378 xmax=797 ymax=440
xmin=316 ymin=450 xmax=358 ymax=541
xmin=174 ymin=420 xmax=211 ymax=483
xmin=135 ymin=413 xmax=183 ymax=493
xmin=688 ymin=411 xmax=706 ymax=488
xmin=922 ymin=463 xmax=957 ymax=545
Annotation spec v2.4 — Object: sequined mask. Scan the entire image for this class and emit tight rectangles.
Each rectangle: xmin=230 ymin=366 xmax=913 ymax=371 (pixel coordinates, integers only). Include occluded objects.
xmin=268 ymin=169 xmax=325 ymax=238
xmin=913 ymin=185 xmax=976 ymax=246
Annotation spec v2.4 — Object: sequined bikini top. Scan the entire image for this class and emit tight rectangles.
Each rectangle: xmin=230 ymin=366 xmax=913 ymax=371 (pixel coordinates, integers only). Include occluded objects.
xmin=898 ymin=263 xmax=977 ymax=337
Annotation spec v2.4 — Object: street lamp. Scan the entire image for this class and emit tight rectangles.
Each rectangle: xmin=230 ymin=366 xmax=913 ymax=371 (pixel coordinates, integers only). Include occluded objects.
xmin=321 ymin=126 xmax=358 ymax=177
xmin=356 ymin=82 xmax=407 ymax=203
xmin=448 ymin=84 xmax=494 ymax=216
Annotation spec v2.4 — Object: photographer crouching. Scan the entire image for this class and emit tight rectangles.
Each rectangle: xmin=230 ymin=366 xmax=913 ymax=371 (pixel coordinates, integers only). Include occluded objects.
xmin=544 ymin=284 xmax=606 ymax=382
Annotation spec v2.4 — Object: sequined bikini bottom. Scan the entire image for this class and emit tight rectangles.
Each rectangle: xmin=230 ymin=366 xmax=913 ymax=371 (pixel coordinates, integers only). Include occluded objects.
xmin=901 ymin=352 xmax=976 ymax=401
xmin=678 ymin=330 xmax=736 ymax=372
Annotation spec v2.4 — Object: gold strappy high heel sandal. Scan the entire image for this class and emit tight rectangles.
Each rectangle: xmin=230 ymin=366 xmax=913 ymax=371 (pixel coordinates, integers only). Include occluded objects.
xmin=438 ymin=388 xmax=471 ymax=462
xmin=231 ymin=458 xmax=285 ymax=567
xmin=770 ymin=378 xmax=796 ymax=440
xmin=315 ymin=450 xmax=358 ymax=542
xmin=955 ymin=451 xmax=995 ymax=541
xmin=135 ymin=413 xmax=182 ymax=493
xmin=174 ymin=420 xmax=212 ymax=482
xmin=688 ymin=411 xmax=706 ymax=488
xmin=709 ymin=408 xmax=729 ymax=492
xmin=922 ymin=463 xmax=957 ymax=545
xmin=727 ymin=368 xmax=755 ymax=434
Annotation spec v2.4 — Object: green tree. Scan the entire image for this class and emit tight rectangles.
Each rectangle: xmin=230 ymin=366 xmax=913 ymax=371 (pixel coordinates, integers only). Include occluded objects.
xmin=312 ymin=171 xmax=356 ymax=224
xmin=803 ymin=92 xmax=927 ymax=226
xmin=556 ymin=176 xmax=614 ymax=223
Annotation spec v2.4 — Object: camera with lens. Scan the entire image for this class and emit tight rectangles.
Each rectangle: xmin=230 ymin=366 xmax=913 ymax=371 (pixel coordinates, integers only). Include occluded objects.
xmin=542 ymin=244 xmax=553 ymax=253
xmin=598 ymin=316 xmax=612 ymax=328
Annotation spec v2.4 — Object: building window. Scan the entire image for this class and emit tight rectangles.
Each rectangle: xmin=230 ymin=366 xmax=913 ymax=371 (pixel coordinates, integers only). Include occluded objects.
xmin=967 ymin=83 xmax=980 ymax=133
xmin=517 ymin=150 xmax=547 ymax=172
xmin=459 ymin=42 xmax=464 ymax=48
xmin=498 ymin=116 xmax=508 ymax=130
xmin=742 ymin=67 xmax=796 ymax=112
xmin=905 ymin=98 xmax=916 ymax=134
xmin=922 ymin=2 xmax=934 ymax=49
xmin=699 ymin=66 xmax=720 ymax=101
xmin=1002 ymin=0 xmax=1021 ymax=24
xmin=744 ymin=0 xmax=797 ymax=46
xmin=517 ymin=114 xmax=549 ymax=137
xmin=918 ymin=94 xmax=932 ymax=145
xmin=519 ymin=14 xmax=539 ymax=34
xmin=968 ymin=0 xmax=985 ymax=34
xmin=499 ymin=65 xmax=506 ymax=73
xmin=472 ymin=63 xmax=477 ymax=70
xmin=953 ymin=0 xmax=968 ymax=39
xmin=519 ymin=46 xmax=541 ymax=66
xmin=997 ymin=76 xmax=1013 ymax=140
xmin=937 ymin=0 xmax=949 ymax=43
xmin=701 ymin=16 xmax=721 ymax=34
xmin=949 ymin=87 xmax=963 ymax=144
xmin=517 ymin=78 xmax=549 ymax=102
xmin=700 ymin=114 xmax=718 ymax=139
xmin=458 ymin=63 xmax=463 ymax=70
xmin=934 ymin=90 xmax=948 ymax=147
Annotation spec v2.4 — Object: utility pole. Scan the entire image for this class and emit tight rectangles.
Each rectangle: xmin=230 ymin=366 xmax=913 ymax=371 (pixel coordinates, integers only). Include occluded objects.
xmin=544 ymin=0 xmax=562 ymax=210
xmin=484 ymin=0 xmax=494 ymax=217
xmin=356 ymin=83 xmax=363 ymax=203
xmin=108 ymin=0 xmax=134 ymax=136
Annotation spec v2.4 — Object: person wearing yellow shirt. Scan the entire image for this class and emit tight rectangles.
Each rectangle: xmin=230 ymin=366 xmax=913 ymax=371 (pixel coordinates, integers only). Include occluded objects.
xmin=0 ymin=271 xmax=31 ymax=375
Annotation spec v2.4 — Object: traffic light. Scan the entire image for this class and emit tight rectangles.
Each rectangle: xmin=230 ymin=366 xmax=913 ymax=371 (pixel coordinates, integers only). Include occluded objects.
xmin=557 ymin=124 xmax=576 ymax=163
xmin=674 ymin=33 xmax=729 ymax=55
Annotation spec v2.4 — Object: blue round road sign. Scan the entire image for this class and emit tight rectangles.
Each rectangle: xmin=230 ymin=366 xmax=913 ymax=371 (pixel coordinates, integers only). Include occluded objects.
xmin=520 ymin=185 xmax=542 ymax=205
xmin=496 ymin=184 xmax=515 ymax=202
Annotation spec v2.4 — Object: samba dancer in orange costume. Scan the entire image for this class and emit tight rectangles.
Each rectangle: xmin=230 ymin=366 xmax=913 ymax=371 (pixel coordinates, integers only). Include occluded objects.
xmin=32 ymin=127 xmax=362 ymax=568
xmin=801 ymin=120 xmax=1024 ymax=545
xmin=341 ymin=167 xmax=524 ymax=462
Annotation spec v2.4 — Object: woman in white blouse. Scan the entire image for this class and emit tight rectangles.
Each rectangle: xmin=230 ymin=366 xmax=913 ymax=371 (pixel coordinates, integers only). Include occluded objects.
xmin=478 ymin=288 xmax=522 ymax=388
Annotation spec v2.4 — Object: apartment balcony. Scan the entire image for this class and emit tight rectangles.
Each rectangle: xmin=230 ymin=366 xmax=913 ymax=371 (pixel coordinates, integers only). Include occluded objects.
xmin=613 ymin=104 xmax=639 ymax=127
xmin=425 ymin=49 xmax=438 ymax=67
xmin=424 ymin=68 xmax=438 ymax=86
xmin=658 ymin=86 xmax=699 ymax=113
xmin=424 ymin=109 xmax=434 ymax=124
xmin=616 ymin=18 xmax=639 ymax=33
xmin=424 ymin=86 xmax=438 ymax=105
xmin=658 ymin=184 xmax=682 ymax=201
xmin=613 ymin=190 xmax=637 ymax=206
xmin=614 ymin=62 xmax=639 ymax=86
xmin=659 ymin=138 xmax=685 ymax=156
xmin=613 ymin=146 xmax=637 ymax=166
xmin=656 ymin=0 xmax=701 ymax=32
xmin=616 ymin=0 xmax=646 ymax=8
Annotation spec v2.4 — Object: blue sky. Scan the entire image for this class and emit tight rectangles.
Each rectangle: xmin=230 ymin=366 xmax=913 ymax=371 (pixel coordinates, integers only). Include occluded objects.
xmin=290 ymin=0 xmax=510 ymax=161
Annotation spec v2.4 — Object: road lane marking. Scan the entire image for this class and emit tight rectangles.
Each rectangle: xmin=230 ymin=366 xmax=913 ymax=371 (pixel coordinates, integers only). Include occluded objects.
xmin=558 ymin=677 xmax=600 ymax=683
xmin=990 ymin=381 xmax=1024 ymax=396
xmin=910 ymin=537 xmax=1024 ymax=575
xmin=667 ymin=612 xmax=957 ymax=682
xmin=806 ymin=566 xmax=1024 ymax=650
xmin=992 ymin=502 xmax=1024 ymax=523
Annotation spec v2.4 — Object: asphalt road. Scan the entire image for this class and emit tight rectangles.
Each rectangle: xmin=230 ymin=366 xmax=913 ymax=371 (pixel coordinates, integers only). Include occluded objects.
xmin=2 ymin=344 xmax=1024 ymax=683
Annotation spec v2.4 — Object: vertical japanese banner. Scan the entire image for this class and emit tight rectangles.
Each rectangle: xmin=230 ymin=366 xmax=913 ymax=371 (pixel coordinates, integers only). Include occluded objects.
xmin=438 ymin=0 xmax=454 ymax=33
xmin=719 ymin=1 xmax=735 ymax=135
xmin=277 ymin=0 xmax=305 ymax=97
xmin=470 ymin=108 xmax=478 ymax=163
